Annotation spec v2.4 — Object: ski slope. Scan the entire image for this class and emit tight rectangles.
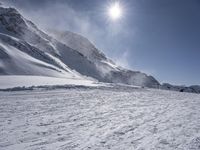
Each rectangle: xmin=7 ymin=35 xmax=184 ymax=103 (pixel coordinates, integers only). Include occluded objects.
xmin=1 ymin=87 xmax=200 ymax=150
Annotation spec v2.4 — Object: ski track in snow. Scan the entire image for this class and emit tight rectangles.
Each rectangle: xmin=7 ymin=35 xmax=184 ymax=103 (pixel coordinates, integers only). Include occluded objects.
xmin=1 ymin=87 xmax=200 ymax=150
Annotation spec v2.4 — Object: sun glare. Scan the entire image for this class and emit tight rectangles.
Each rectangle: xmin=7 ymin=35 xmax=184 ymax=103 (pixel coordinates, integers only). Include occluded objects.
xmin=108 ymin=2 xmax=122 ymax=20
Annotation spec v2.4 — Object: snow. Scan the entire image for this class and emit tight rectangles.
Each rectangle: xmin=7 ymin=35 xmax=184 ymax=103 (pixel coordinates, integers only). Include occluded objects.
xmin=0 ymin=75 xmax=97 ymax=89
xmin=0 ymin=32 xmax=94 ymax=81
xmin=161 ymin=83 xmax=200 ymax=94
xmin=49 ymin=30 xmax=106 ymax=61
xmin=100 ymin=60 xmax=120 ymax=71
xmin=1 ymin=87 xmax=200 ymax=150
xmin=0 ymin=39 xmax=73 ymax=77
xmin=0 ymin=5 xmax=160 ymax=88
xmin=48 ymin=30 xmax=160 ymax=88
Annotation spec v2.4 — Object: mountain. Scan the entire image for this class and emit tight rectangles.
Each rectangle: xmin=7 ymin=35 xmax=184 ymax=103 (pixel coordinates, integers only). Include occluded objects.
xmin=0 ymin=5 xmax=160 ymax=88
xmin=160 ymin=83 xmax=200 ymax=94
xmin=49 ymin=30 xmax=160 ymax=88
xmin=0 ymin=6 xmax=99 ymax=80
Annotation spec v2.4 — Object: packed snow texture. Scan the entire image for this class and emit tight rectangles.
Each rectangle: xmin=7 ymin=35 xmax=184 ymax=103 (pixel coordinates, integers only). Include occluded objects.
xmin=1 ymin=87 xmax=200 ymax=150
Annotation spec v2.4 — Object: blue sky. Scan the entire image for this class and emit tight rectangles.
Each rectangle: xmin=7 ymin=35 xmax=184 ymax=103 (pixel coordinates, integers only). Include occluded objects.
xmin=3 ymin=0 xmax=200 ymax=85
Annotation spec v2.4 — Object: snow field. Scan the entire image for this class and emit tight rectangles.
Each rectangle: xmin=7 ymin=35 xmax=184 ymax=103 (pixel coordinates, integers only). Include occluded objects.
xmin=1 ymin=87 xmax=200 ymax=150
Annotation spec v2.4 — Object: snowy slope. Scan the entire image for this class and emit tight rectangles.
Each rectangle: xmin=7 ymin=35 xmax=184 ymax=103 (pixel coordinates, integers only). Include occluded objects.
xmin=0 ymin=34 xmax=73 ymax=77
xmin=50 ymin=30 xmax=160 ymax=88
xmin=0 ymin=6 xmax=97 ymax=83
xmin=0 ymin=75 xmax=98 ymax=89
xmin=1 ymin=87 xmax=200 ymax=150
xmin=0 ymin=5 xmax=159 ymax=88
xmin=49 ymin=30 xmax=108 ymax=62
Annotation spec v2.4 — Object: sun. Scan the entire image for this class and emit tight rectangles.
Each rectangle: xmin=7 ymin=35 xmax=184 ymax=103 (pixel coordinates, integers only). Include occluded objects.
xmin=108 ymin=2 xmax=122 ymax=20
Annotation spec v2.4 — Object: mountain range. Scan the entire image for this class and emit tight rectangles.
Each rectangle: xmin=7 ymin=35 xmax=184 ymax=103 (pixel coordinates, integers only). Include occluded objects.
xmin=0 ymin=4 xmax=199 ymax=93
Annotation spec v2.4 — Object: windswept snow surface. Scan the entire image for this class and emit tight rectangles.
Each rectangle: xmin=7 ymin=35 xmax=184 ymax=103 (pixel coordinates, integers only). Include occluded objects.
xmin=1 ymin=87 xmax=200 ymax=150
xmin=0 ymin=75 xmax=97 ymax=89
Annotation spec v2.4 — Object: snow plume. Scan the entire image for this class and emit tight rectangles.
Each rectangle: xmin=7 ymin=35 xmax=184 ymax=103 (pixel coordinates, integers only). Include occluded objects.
xmin=5 ymin=1 xmax=103 ymax=46
xmin=114 ymin=50 xmax=131 ymax=69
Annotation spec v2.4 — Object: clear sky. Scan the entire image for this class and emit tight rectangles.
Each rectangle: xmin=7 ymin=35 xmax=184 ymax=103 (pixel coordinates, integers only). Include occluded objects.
xmin=2 ymin=0 xmax=200 ymax=85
